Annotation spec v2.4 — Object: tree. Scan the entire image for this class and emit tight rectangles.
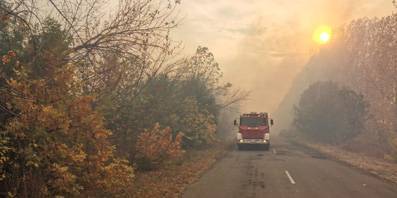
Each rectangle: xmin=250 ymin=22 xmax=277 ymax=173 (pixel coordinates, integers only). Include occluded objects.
xmin=0 ymin=18 xmax=134 ymax=197
xmin=1 ymin=0 xmax=181 ymax=100
xmin=294 ymin=81 xmax=368 ymax=144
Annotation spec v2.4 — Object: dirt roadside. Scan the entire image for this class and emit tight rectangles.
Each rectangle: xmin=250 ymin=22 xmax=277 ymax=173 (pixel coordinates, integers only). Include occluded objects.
xmin=289 ymin=138 xmax=397 ymax=185
xmin=131 ymin=144 xmax=232 ymax=198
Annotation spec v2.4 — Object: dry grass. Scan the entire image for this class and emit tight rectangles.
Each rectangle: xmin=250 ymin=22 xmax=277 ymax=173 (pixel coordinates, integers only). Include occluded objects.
xmin=131 ymin=145 xmax=228 ymax=198
xmin=300 ymin=141 xmax=397 ymax=184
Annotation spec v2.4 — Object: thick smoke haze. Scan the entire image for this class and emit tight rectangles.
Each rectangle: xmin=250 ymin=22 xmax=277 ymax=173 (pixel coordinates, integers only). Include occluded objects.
xmin=174 ymin=0 xmax=393 ymax=113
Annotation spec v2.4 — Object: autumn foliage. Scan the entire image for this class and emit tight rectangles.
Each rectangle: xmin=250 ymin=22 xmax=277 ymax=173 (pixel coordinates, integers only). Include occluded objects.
xmin=135 ymin=123 xmax=184 ymax=170
xmin=1 ymin=38 xmax=134 ymax=198
xmin=2 ymin=70 xmax=135 ymax=196
xmin=0 ymin=17 xmax=136 ymax=196
xmin=0 ymin=1 xmax=240 ymax=197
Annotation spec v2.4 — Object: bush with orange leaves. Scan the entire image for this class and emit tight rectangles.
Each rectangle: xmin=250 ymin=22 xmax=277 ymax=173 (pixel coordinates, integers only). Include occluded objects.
xmin=135 ymin=123 xmax=184 ymax=170
xmin=0 ymin=19 xmax=134 ymax=197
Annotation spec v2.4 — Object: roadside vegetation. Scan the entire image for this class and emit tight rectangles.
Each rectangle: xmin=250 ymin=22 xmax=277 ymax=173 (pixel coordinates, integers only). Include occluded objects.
xmin=0 ymin=1 xmax=244 ymax=197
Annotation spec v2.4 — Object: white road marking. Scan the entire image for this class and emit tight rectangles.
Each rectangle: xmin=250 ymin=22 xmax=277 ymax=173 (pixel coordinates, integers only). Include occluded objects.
xmin=273 ymin=148 xmax=277 ymax=155
xmin=285 ymin=170 xmax=296 ymax=184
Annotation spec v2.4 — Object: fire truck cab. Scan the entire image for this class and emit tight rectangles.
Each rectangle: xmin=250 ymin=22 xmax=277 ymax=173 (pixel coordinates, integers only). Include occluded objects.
xmin=234 ymin=112 xmax=273 ymax=150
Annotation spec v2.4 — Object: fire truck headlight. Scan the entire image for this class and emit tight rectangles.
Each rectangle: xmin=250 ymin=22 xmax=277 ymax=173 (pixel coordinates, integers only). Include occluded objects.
xmin=264 ymin=133 xmax=270 ymax=140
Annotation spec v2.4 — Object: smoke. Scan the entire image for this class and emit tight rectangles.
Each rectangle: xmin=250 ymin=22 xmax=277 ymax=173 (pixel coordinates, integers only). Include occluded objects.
xmin=174 ymin=0 xmax=393 ymax=120
xmin=219 ymin=0 xmax=393 ymax=114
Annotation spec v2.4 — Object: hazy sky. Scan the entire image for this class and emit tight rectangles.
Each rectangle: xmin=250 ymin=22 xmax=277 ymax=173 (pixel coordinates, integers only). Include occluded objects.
xmin=174 ymin=0 xmax=394 ymax=113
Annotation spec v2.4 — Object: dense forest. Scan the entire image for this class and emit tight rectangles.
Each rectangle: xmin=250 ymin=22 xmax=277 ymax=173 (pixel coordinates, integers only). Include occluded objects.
xmin=0 ymin=0 xmax=244 ymax=196
xmin=276 ymin=13 xmax=397 ymax=160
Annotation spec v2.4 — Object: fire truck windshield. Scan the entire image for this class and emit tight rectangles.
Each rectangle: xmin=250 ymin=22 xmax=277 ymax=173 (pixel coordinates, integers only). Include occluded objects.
xmin=240 ymin=117 xmax=267 ymax=127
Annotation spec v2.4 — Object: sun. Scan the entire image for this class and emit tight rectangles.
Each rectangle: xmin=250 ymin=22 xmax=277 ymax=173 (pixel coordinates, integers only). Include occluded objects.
xmin=313 ymin=25 xmax=332 ymax=44
xmin=319 ymin=32 xmax=330 ymax=43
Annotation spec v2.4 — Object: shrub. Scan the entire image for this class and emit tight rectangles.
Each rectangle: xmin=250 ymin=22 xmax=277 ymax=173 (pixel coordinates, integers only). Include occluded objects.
xmin=176 ymin=98 xmax=217 ymax=148
xmin=135 ymin=123 xmax=184 ymax=170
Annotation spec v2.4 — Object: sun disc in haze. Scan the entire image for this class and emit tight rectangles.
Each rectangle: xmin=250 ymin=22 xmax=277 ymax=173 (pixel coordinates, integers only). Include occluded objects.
xmin=313 ymin=25 xmax=332 ymax=44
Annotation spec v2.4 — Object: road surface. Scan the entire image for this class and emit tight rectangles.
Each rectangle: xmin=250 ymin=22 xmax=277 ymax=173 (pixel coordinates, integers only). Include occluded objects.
xmin=183 ymin=137 xmax=397 ymax=198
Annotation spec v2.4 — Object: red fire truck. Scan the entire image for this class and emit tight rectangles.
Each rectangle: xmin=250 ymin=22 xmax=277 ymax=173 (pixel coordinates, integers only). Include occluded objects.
xmin=234 ymin=112 xmax=273 ymax=150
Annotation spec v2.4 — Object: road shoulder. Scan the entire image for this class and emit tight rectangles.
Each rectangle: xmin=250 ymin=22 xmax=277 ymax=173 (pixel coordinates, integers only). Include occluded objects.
xmin=289 ymin=138 xmax=397 ymax=185
xmin=131 ymin=144 xmax=230 ymax=198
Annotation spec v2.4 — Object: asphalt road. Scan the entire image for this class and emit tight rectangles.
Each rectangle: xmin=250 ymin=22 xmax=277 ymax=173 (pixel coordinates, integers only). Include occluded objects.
xmin=183 ymin=137 xmax=397 ymax=198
